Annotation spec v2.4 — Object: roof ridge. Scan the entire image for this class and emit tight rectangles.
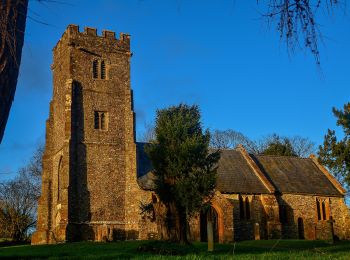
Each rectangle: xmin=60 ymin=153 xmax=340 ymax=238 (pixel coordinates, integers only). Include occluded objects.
xmin=309 ymin=154 xmax=346 ymax=196
xmin=255 ymin=154 xmax=310 ymax=159
xmin=236 ymin=145 xmax=275 ymax=194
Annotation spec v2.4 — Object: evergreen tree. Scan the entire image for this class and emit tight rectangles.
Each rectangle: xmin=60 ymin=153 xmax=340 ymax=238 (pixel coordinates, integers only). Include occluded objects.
xmin=145 ymin=104 xmax=220 ymax=244
xmin=261 ymin=134 xmax=297 ymax=156
xmin=318 ymin=103 xmax=350 ymax=191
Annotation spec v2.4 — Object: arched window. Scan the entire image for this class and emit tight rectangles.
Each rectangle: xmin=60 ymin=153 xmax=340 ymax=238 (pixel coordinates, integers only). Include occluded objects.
xmin=57 ymin=156 xmax=63 ymax=202
xmin=94 ymin=111 xmax=100 ymax=129
xmin=152 ymin=193 xmax=158 ymax=204
xmin=316 ymin=200 xmax=321 ymax=220
xmin=245 ymin=197 xmax=250 ymax=220
xmin=239 ymin=195 xmax=244 ymax=220
xmin=100 ymin=112 xmax=105 ymax=130
xmin=93 ymin=60 xmax=99 ymax=79
xmin=94 ymin=111 xmax=108 ymax=130
xmin=100 ymin=60 xmax=106 ymax=79
xmin=322 ymin=201 xmax=327 ymax=220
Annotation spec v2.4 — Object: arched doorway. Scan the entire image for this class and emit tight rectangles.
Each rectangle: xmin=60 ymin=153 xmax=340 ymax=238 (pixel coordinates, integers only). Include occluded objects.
xmin=200 ymin=207 xmax=219 ymax=242
xmin=297 ymin=217 xmax=305 ymax=239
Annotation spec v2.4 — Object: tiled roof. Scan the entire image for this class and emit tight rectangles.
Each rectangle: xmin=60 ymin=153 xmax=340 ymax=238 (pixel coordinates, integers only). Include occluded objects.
xmin=251 ymin=155 xmax=342 ymax=196
xmin=215 ymin=150 xmax=270 ymax=194
xmin=136 ymin=142 xmax=343 ymax=196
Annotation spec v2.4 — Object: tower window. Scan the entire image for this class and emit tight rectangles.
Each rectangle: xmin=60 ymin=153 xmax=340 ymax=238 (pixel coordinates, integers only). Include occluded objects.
xmin=101 ymin=60 xmax=106 ymax=79
xmin=94 ymin=111 xmax=108 ymax=130
xmin=93 ymin=60 xmax=99 ymax=79
xmin=92 ymin=60 xmax=107 ymax=79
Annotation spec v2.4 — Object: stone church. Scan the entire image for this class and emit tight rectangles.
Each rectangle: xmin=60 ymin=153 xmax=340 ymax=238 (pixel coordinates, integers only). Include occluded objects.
xmin=32 ymin=25 xmax=350 ymax=245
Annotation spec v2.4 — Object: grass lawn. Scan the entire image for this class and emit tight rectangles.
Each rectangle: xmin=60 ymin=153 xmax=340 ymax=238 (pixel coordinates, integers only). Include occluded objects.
xmin=0 ymin=239 xmax=350 ymax=259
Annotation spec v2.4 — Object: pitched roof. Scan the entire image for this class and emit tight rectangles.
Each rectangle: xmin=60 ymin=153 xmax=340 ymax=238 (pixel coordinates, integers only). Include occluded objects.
xmin=216 ymin=150 xmax=270 ymax=194
xmin=251 ymin=155 xmax=342 ymax=196
xmin=136 ymin=142 xmax=344 ymax=196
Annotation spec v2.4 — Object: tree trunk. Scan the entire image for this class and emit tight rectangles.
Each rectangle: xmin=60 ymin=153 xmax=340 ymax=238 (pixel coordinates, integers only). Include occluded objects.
xmin=0 ymin=0 xmax=28 ymax=143
xmin=178 ymin=207 xmax=189 ymax=244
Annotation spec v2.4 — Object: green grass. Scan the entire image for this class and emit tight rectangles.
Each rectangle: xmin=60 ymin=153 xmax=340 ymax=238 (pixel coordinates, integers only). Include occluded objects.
xmin=0 ymin=240 xmax=349 ymax=259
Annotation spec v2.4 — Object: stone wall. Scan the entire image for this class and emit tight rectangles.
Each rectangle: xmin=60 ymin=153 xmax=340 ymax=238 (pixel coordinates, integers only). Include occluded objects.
xmin=32 ymin=25 xmax=142 ymax=244
xmin=279 ymin=194 xmax=350 ymax=240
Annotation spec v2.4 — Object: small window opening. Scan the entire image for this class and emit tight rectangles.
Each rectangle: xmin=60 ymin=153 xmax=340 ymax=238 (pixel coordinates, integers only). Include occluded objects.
xmin=94 ymin=111 xmax=108 ymax=130
xmin=94 ymin=111 xmax=100 ymax=129
xmin=316 ymin=200 xmax=321 ymax=220
xmin=245 ymin=197 xmax=250 ymax=220
xmin=100 ymin=112 xmax=105 ymax=129
xmin=322 ymin=201 xmax=327 ymax=220
xmin=101 ymin=60 xmax=106 ymax=79
xmin=152 ymin=194 xmax=158 ymax=204
xmin=93 ymin=60 xmax=99 ymax=79
xmin=239 ymin=195 xmax=244 ymax=220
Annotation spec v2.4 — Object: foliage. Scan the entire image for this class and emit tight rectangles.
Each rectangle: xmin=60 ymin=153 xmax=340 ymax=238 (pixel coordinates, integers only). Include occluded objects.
xmin=1 ymin=240 xmax=350 ymax=259
xmin=318 ymin=103 xmax=350 ymax=192
xmin=210 ymin=130 xmax=315 ymax=157
xmin=0 ymin=144 xmax=43 ymax=241
xmin=145 ymin=104 xmax=220 ymax=243
xmin=259 ymin=134 xmax=297 ymax=156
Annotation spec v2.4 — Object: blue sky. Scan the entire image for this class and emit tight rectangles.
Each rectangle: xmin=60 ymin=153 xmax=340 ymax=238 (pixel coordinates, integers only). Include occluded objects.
xmin=1 ymin=0 xmax=350 ymax=180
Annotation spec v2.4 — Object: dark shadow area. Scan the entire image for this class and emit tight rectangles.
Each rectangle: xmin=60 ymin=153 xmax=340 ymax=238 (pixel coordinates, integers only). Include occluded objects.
xmin=200 ymin=207 xmax=219 ymax=243
xmin=67 ymin=81 xmax=91 ymax=241
xmin=277 ymin=195 xmax=296 ymax=239
xmin=298 ymin=217 xmax=305 ymax=239
xmin=0 ymin=240 xmax=29 ymax=248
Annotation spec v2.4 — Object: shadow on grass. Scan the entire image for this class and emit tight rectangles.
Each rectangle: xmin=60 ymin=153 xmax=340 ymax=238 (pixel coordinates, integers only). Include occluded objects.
xmin=0 ymin=240 xmax=29 ymax=248
xmin=0 ymin=240 xmax=349 ymax=259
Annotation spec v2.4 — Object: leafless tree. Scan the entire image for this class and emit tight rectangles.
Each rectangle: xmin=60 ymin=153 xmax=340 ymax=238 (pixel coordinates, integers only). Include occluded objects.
xmin=289 ymin=135 xmax=316 ymax=157
xmin=0 ymin=144 xmax=43 ymax=241
xmin=259 ymin=0 xmax=345 ymax=65
xmin=138 ymin=122 xmax=156 ymax=143
xmin=255 ymin=133 xmax=315 ymax=157
xmin=210 ymin=130 xmax=315 ymax=157
xmin=210 ymin=129 xmax=258 ymax=153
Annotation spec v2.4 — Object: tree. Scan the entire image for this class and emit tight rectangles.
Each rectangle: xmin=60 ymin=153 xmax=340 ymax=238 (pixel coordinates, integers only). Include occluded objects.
xmin=258 ymin=0 xmax=343 ymax=66
xmin=210 ymin=130 xmax=315 ymax=157
xmin=145 ymin=104 xmax=220 ymax=244
xmin=318 ymin=103 xmax=350 ymax=193
xmin=0 ymin=144 xmax=43 ymax=241
xmin=138 ymin=121 xmax=156 ymax=143
xmin=260 ymin=134 xmax=297 ymax=156
xmin=0 ymin=0 xmax=28 ymax=143
xmin=210 ymin=129 xmax=258 ymax=153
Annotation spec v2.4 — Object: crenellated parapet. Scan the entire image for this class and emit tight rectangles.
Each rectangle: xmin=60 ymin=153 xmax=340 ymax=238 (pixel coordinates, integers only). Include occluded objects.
xmin=53 ymin=24 xmax=131 ymax=55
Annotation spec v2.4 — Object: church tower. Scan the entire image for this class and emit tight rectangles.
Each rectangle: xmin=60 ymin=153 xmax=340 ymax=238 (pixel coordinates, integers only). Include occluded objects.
xmin=32 ymin=25 xmax=141 ymax=244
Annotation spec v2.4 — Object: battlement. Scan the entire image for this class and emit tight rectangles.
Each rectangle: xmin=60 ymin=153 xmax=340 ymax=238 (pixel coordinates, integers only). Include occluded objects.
xmin=66 ymin=24 xmax=130 ymax=42
xmin=53 ymin=24 xmax=130 ymax=52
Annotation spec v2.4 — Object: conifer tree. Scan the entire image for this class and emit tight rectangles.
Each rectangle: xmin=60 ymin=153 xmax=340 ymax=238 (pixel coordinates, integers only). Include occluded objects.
xmin=145 ymin=104 xmax=220 ymax=244
xmin=318 ymin=103 xmax=350 ymax=191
